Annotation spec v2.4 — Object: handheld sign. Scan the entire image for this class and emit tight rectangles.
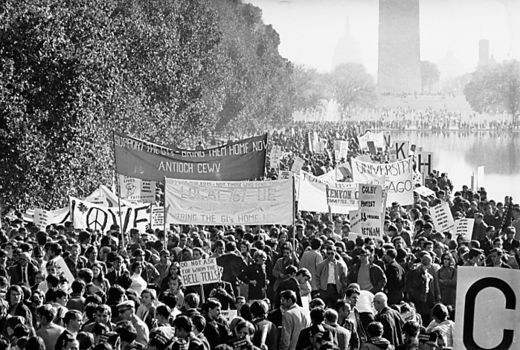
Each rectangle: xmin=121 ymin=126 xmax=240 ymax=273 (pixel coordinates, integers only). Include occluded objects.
xmin=454 ymin=267 xmax=520 ymax=349
xmin=180 ymin=258 xmax=220 ymax=287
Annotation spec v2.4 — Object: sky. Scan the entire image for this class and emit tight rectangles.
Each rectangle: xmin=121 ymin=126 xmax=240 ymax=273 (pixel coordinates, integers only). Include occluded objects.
xmin=246 ymin=0 xmax=520 ymax=79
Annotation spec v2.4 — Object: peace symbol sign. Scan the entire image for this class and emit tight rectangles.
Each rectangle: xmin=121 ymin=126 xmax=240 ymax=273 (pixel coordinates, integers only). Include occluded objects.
xmin=86 ymin=207 xmax=108 ymax=231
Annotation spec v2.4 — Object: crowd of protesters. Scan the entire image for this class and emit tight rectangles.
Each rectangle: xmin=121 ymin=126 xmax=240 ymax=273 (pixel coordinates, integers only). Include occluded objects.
xmin=1 ymin=123 xmax=519 ymax=350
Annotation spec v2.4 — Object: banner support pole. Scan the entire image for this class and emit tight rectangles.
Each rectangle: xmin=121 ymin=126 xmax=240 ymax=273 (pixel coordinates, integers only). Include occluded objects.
xmin=112 ymin=131 xmax=124 ymax=248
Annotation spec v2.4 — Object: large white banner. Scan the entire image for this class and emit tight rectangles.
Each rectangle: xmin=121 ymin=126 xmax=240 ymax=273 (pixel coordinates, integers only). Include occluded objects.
xmin=351 ymin=157 xmax=414 ymax=206
xmin=327 ymin=182 xmax=359 ymax=214
xmin=454 ymin=267 xmax=520 ymax=349
xmin=165 ymin=178 xmax=293 ymax=225
xmin=33 ymin=207 xmax=69 ymax=230
xmin=70 ymin=197 xmax=150 ymax=232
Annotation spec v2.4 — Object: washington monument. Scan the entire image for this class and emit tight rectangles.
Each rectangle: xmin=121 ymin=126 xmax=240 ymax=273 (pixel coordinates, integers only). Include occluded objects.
xmin=378 ymin=0 xmax=421 ymax=93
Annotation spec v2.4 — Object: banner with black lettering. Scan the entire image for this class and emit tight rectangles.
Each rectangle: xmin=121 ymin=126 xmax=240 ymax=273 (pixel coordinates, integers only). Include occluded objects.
xmin=114 ymin=133 xmax=267 ymax=181
xmin=33 ymin=207 xmax=69 ymax=231
xmin=351 ymin=157 xmax=414 ymax=206
xmin=164 ymin=178 xmax=293 ymax=225
xmin=70 ymin=197 xmax=150 ymax=233
xmin=431 ymin=202 xmax=455 ymax=233
xmin=454 ymin=267 xmax=520 ymax=349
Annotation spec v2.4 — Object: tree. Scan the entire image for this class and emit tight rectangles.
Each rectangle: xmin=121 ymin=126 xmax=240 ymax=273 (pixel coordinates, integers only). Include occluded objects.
xmin=464 ymin=60 xmax=520 ymax=125
xmin=0 ymin=0 xmax=226 ymax=210
xmin=291 ymin=65 xmax=332 ymax=111
xmin=420 ymin=61 xmax=440 ymax=93
xmin=329 ymin=63 xmax=377 ymax=113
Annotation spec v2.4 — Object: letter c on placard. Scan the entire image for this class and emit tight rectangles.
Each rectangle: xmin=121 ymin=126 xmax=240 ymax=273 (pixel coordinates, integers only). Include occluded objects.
xmin=463 ymin=277 xmax=515 ymax=350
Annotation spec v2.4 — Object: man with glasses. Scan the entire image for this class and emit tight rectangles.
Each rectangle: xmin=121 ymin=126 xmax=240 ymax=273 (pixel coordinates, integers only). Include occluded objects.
xmin=315 ymin=245 xmax=348 ymax=307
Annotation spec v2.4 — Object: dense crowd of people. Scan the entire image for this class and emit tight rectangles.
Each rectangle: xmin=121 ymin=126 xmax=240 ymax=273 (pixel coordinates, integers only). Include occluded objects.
xmin=1 ymin=122 xmax=519 ymax=350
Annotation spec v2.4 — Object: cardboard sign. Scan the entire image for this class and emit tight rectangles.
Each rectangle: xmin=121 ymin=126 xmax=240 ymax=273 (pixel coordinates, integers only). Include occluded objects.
xmin=454 ymin=267 xmax=520 ymax=349
xmin=269 ymin=145 xmax=283 ymax=169
xmin=180 ymin=258 xmax=220 ymax=287
xmin=333 ymin=140 xmax=349 ymax=162
xmin=150 ymin=205 xmax=164 ymax=230
xmin=455 ymin=218 xmax=475 ymax=241
xmin=279 ymin=171 xmax=291 ymax=180
xmin=326 ymin=183 xmax=359 ymax=214
xmin=165 ymin=178 xmax=293 ymax=225
xmin=413 ymin=186 xmax=436 ymax=197
xmin=394 ymin=141 xmax=410 ymax=160
xmin=417 ymin=152 xmax=433 ymax=180
xmin=431 ymin=202 xmax=455 ymax=233
xmin=119 ymin=175 xmax=156 ymax=203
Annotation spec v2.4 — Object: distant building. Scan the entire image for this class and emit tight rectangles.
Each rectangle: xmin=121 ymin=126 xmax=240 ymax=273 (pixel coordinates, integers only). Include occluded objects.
xmin=378 ymin=0 xmax=421 ymax=94
xmin=332 ymin=17 xmax=364 ymax=69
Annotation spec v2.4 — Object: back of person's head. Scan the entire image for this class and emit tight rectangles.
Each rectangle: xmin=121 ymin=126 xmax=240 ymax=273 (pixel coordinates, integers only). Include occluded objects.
xmin=172 ymin=315 xmax=193 ymax=333
xmin=155 ymin=304 xmax=171 ymax=319
xmin=71 ymin=280 xmax=86 ymax=294
xmin=37 ymin=304 xmax=56 ymax=323
xmin=185 ymin=293 xmax=200 ymax=308
xmin=77 ymin=331 xmax=94 ymax=350
xmin=431 ymin=303 xmax=449 ymax=321
xmin=250 ymin=300 xmax=268 ymax=318
xmin=191 ymin=314 xmax=206 ymax=333
xmin=115 ymin=320 xmax=137 ymax=343
xmin=309 ymin=298 xmax=326 ymax=310
xmin=324 ymin=309 xmax=338 ymax=324
xmin=310 ymin=238 xmax=322 ymax=250
xmin=25 ymin=336 xmax=45 ymax=350
xmin=366 ymin=322 xmax=384 ymax=338
xmin=310 ymin=307 xmax=325 ymax=325
xmin=280 ymin=290 xmax=297 ymax=304
xmin=402 ymin=320 xmax=420 ymax=338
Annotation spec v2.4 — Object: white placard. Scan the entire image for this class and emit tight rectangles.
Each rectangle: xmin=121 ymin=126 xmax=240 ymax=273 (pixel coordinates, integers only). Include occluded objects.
xmin=455 ymin=218 xmax=474 ymax=241
xmin=180 ymin=258 xmax=220 ymax=287
xmin=431 ymin=202 xmax=455 ymax=233
xmin=454 ymin=267 xmax=520 ymax=349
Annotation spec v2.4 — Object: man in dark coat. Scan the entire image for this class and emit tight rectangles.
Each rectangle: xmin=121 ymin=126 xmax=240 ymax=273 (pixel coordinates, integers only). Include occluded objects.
xmin=373 ymin=292 xmax=404 ymax=347
xmin=383 ymin=248 xmax=405 ymax=305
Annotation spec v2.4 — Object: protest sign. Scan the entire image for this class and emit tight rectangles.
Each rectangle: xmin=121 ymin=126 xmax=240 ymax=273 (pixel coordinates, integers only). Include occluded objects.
xmin=279 ymin=170 xmax=291 ymax=180
xmin=413 ymin=185 xmax=435 ymax=198
xmin=431 ymin=202 xmax=455 ymax=233
xmin=454 ymin=267 xmax=520 ymax=349
xmin=165 ymin=178 xmax=293 ymax=225
xmin=291 ymin=156 xmax=305 ymax=172
xmin=358 ymin=131 xmax=385 ymax=150
xmin=54 ymin=256 xmax=75 ymax=286
xmin=298 ymin=171 xmax=328 ymax=213
xmin=269 ymin=145 xmax=283 ymax=169
xmin=326 ymin=182 xmax=359 ymax=214
xmin=114 ymin=132 xmax=267 ymax=181
xmin=355 ymin=184 xmax=384 ymax=238
xmin=119 ymin=175 xmax=156 ymax=203
xmin=33 ymin=207 xmax=69 ymax=230
xmin=150 ymin=205 xmax=164 ymax=230
xmin=394 ymin=141 xmax=410 ymax=160
xmin=221 ymin=310 xmax=238 ymax=323
xmin=455 ymin=218 xmax=474 ymax=241
xmin=351 ymin=157 xmax=414 ymax=206
xmin=333 ymin=140 xmax=349 ymax=162
xmin=417 ymin=152 xmax=433 ymax=180
xmin=86 ymin=185 xmax=132 ymax=207
xmin=180 ymin=258 xmax=220 ymax=287
xmin=70 ymin=197 xmax=150 ymax=233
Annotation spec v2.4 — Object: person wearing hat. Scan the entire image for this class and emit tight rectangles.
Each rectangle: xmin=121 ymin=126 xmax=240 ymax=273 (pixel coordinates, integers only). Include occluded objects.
xmin=9 ymin=251 xmax=38 ymax=288
xmin=115 ymin=320 xmax=144 ymax=350
xmin=117 ymin=300 xmax=149 ymax=347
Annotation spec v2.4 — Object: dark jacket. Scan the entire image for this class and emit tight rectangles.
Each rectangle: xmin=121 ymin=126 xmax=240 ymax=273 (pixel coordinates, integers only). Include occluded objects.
xmin=203 ymin=317 xmax=231 ymax=350
xmin=384 ymin=260 xmax=405 ymax=305
xmin=241 ymin=263 xmax=268 ymax=300
xmin=347 ymin=263 xmax=387 ymax=294
xmin=374 ymin=307 xmax=404 ymax=347
xmin=275 ymin=276 xmax=302 ymax=308
xmin=9 ymin=262 xmax=38 ymax=287
xmin=252 ymin=318 xmax=279 ymax=350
